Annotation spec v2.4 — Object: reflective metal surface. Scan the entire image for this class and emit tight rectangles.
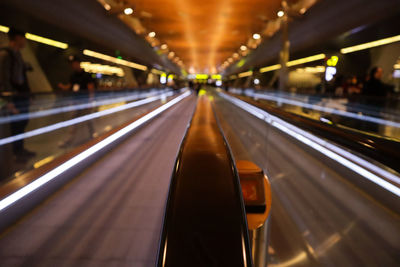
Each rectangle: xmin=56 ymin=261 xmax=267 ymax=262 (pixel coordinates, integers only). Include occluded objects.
xmin=214 ymin=91 xmax=400 ymax=266
xmin=0 ymin=95 xmax=196 ymax=266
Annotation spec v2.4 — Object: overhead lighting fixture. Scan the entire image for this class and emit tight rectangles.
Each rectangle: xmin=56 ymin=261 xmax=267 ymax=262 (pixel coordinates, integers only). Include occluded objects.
xmin=228 ymin=58 xmax=234 ymax=63
xmin=25 ymin=33 xmax=68 ymax=49
xmin=259 ymin=54 xmax=325 ymax=72
xmin=161 ymin=44 xmax=168 ymax=50
xmin=340 ymin=35 xmax=400 ymax=54
xmin=148 ymin=31 xmax=156 ymax=38
xmin=160 ymin=73 xmax=167 ymax=84
xmin=240 ymin=45 xmax=247 ymax=51
xmin=238 ymin=71 xmax=253 ymax=78
xmin=260 ymin=64 xmax=281 ymax=73
xmin=1 ymin=25 xmax=68 ymax=50
xmin=286 ymin=53 xmax=326 ymax=67
xmin=253 ymin=33 xmax=261 ymax=40
xmin=327 ymin=56 xmax=339 ymax=67
xmin=277 ymin=10 xmax=284 ymax=17
xmin=80 ymin=62 xmax=125 ymax=77
xmin=296 ymin=66 xmax=326 ymax=73
xmin=0 ymin=25 xmax=10 ymax=33
xmin=195 ymin=74 xmax=208 ymax=79
xmin=83 ymin=49 xmax=147 ymax=71
xmin=104 ymin=3 xmax=111 ymax=10
xmin=236 ymin=59 xmax=246 ymax=68
xmin=124 ymin=7 xmax=133 ymax=15
xmin=233 ymin=53 xmax=239 ymax=59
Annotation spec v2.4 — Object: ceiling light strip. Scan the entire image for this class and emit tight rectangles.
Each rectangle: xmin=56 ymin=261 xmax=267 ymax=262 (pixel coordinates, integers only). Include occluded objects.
xmin=0 ymin=91 xmax=191 ymax=212
xmin=341 ymin=35 xmax=400 ymax=54
xmin=238 ymin=71 xmax=253 ymax=78
xmin=286 ymin=53 xmax=326 ymax=67
xmin=1 ymin=25 xmax=68 ymax=49
xmin=0 ymin=25 xmax=10 ymax=33
xmin=83 ymin=49 xmax=147 ymax=71
xmin=25 ymin=33 xmax=68 ymax=49
xmin=260 ymin=64 xmax=282 ymax=73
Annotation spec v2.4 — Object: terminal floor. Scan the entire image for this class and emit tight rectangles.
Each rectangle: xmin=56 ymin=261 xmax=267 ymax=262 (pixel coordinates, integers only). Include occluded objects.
xmin=0 ymin=96 xmax=196 ymax=267
xmin=214 ymin=94 xmax=400 ymax=267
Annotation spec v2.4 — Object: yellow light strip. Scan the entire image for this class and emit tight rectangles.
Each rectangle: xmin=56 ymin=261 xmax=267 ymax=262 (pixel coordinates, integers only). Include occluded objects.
xmin=211 ymin=74 xmax=222 ymax=80
xmin=259 ymin=54 xmax=325 ymax=73
xmin=286 ymin=53 xmax=326 ymax=67
xmin=296 ymin=66 xmax=326 ymax=73
xmin=151 ymin=69 xmax=164 ymax=75
xmin=238 ymin=71 xmax=253 ymax=78
xmin=394 ymin=64 xmax=400 ymax=69
xmin=341 ymin=35 xmax=400 ymax=54
xmin=25 ymin=33 xmax=68 ymax=49
xmin=1 ymin=25 xmax=68 ymax=49
xmin=80 ymin=62 xmax=124 ymax=77
xmin=83 ymin=49 xmax=147 ymax=71
xmin=0 ymin=25 xmax=10 ymax=33
xmin=260 ymin=64 xmax=282 ymax=73
xmin=195 ymin=74 xmax=209 ymax=79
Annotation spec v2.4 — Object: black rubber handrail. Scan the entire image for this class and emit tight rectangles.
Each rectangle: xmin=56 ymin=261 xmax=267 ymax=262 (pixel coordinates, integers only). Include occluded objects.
xmin=157 ymin=95 xmax=252 ymax=267
xmin=233 ymin=94 xmax=400 ymax=175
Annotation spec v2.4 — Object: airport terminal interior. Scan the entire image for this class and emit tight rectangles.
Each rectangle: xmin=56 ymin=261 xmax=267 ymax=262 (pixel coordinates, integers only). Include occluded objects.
xmin=0 ymin=0 xmax=399 ymax=266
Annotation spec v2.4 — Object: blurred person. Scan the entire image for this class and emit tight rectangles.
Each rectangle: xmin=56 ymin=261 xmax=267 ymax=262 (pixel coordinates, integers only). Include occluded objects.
xmin=346 ymin=75 xmax=361 ymax=95
xmin=58 ymin=56 xmax=96 ymax=148
xmin=363 ymin=67 xmax=393 ymax=97
xmin=333 ymin=75 xmax=345 ymax=97
xmin=0 ymin=28 xmax=36 ymax=160
xmin=361 ymin=67 xmax=394 ymax=132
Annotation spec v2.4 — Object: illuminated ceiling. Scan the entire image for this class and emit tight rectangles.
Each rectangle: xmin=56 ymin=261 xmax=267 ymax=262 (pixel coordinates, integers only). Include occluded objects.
xmin=100 ymin=0 xmax=317 ymax=73
xmin=119 ymin=0 xmax=294 ymax=73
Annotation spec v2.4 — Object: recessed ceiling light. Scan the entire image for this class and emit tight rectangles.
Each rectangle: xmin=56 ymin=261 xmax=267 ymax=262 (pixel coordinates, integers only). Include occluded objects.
xmin=277 ymin=10 xmax=284 ymax=17
xmin=124 ymin=8 xmax=133 ymax=15
xmin=161 ymin=44 xmax=168 ymax=49
xmin=253 ymin=33 xmax=261 ymax=40
xmin=240 ymin=45 xmax=247 ymax=51
xmin=104 ymin=3 xmax=111 ymax=11
xmin=148 ymin=32 xmax=156 ymax=38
